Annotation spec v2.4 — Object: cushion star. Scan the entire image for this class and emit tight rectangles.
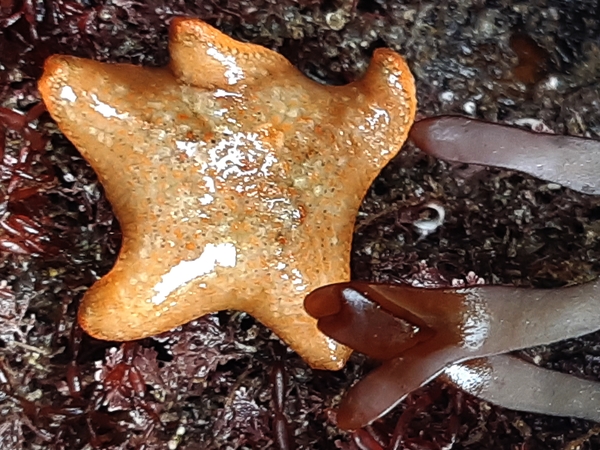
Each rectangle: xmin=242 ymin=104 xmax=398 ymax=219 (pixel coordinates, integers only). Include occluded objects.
xmin=38 ymin=17 xmax=416 ymax=370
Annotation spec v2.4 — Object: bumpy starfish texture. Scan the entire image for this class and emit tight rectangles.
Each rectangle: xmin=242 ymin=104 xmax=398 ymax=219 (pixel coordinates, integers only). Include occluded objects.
xmin=38 ymin=17 xmax=416 ymax=370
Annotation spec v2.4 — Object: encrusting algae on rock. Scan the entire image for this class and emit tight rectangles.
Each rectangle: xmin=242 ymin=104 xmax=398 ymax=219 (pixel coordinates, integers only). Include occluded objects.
xmin=38 ymin=17 xmax=416 ymax=370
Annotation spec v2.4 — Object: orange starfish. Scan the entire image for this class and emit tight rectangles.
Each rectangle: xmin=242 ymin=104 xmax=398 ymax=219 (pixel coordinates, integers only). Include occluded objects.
xmin=38 ymin=18 xmax=416 ymax=370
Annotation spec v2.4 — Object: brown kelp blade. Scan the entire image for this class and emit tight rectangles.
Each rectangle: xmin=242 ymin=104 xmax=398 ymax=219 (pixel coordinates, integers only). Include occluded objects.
xmin=442 ymin=355 xmax=600 ymax=422
xmin=410 ymin=116 xmax=600 ymax=195
xmin=304 ymin=284 xmax=432 ymax=360
xmin=336 ymin=341 xmax=460 ymax=430
xmin=305 ymin=282 xmax=470 ymax=429
xmin=310 ymin=277 xmax=600 ymax=428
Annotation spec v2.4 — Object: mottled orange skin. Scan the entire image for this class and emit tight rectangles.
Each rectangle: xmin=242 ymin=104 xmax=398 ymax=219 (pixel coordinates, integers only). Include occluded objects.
xmin=38 ymin=17 xmax=416 ymax=370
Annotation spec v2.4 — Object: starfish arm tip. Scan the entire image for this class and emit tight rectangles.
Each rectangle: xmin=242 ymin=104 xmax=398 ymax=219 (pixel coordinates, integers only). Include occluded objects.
xmin=168 ymin=17 xmax=292 ymax=89
xmin=39 ymin=55 xmax=71 ymax=96
xmin=333 ymin=48 xmax=417 ymax=162
xmin=364 ymin=48 xmax=417 ymax=120
xmin=250 ymin=305 xmax=352 ymax=370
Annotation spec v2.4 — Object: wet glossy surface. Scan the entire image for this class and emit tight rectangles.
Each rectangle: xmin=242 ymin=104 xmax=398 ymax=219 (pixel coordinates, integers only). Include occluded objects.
xmin=305 ymin=280 xmax=600 ymax=428
xmin=442 ymin=354 xmax=600 ymax=423
xmin=38 ymin=18 xmax=416 ymax=370
xmin=410 ymin=116 xmax=600 ymax=195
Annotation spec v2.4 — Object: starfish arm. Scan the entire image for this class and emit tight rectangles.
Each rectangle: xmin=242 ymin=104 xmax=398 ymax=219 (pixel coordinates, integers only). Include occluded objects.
xmin=169 ymin=18 xmax=293 ymax=90
xmin=38 ymin=56 xmax=194 ymax=230
xmin=333 ymin=48 xmax=417 ymax=173
xmin=247 ymin=298 xmax=352 ymax=371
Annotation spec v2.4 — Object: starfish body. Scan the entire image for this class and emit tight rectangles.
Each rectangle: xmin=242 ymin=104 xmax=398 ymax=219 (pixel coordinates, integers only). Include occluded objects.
xmin=38 ymin=18 xmax=416 ymax=370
